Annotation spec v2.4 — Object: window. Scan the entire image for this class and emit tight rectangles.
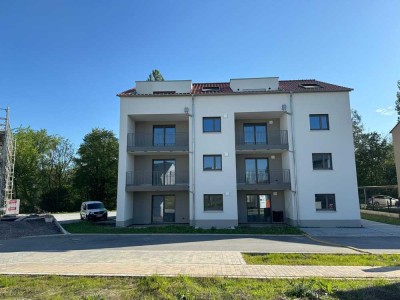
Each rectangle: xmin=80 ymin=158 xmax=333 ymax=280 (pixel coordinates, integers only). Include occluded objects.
xmin=203 ymin=117 xmax=221 ymax=132
xmin=312 ymin=153 xmax=332 ymax=170
xmin=152 ymin=195 xmax=175 ymax=223
xmin=309 ymin=114 xmax=329 ymax=130
xmin=203 ymin=155 xmax=222 ymax=170
xmin=152 ymin=159 xmax=176 ymax=185
xmin=202 ymin=86 xmax=220 ymax=92
xmin=299 ymin=83 xmax=322 ymax=89
xmin=153 ymin=125 xmax=176 ymax=146
xmin=204 ymin=194 xmax=223 ymax=211
xmin=245 ymin=158 xmax=269 ymax=184
xmin=243 ymin=123 xmax=267 ymax=144
xmin=315 ymin=194 xmax=336 ymax=211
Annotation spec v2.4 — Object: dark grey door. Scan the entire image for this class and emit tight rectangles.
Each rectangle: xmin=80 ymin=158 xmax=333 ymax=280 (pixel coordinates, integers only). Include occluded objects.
xmin=152 ymin=195 xmax=176 ymax=224
xmin=246 ymin=194 xmax=272 ymax=223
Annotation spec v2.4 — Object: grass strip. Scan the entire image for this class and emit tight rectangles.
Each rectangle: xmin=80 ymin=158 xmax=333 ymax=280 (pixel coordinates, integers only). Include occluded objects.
xmin=243 ymin=253 xmax=400 ymax=266
xmin=0 ymin=275 xmax=399 ymax=300
xmin=62 ymin=221 xmax=303 ymax=235
xmin=361 ymin=213 xmax=400 ymax=226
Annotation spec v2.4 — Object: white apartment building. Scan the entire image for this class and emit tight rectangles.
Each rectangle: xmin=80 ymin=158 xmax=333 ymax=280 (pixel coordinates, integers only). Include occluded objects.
xmin=116 ymin=77 xmax=361 ymax=228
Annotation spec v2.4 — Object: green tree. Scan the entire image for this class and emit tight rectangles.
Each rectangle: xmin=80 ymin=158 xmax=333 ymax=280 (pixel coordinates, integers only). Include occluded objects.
xmin=74 ymin=128 xmax=118 ymax=209
xmin=351 ymin=111 xmax=397 ymax=187
xmin=395 ymin=80 xmax=400 ymax=122
xmin=147 ymin=69 xmax=164 ymax=81
xmin=40 ymin=137 xmax=75 ymax=212
xmin=14 ymin=127 xmax=61 ymax=212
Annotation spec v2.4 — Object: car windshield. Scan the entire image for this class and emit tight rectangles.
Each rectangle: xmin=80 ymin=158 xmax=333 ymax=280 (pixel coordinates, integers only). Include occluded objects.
xmin=87 ymin=203 xmax=104 ymax=210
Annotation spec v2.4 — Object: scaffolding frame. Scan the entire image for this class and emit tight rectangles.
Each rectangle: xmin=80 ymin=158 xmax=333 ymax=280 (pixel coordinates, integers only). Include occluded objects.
xmin=0 ymin=107 xmax=16 ymax=215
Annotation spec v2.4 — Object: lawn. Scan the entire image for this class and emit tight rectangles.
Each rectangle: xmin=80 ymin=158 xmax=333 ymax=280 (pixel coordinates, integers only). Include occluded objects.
xmin=62 ymin=221 xmax=303 ymax=235
xmin=1 ymin=275 xmax=399 ymax=300
xmin=361 ymin=213 xmax=400 ymax=226
xmin=243 ymin=253 xmax=400 ymax=266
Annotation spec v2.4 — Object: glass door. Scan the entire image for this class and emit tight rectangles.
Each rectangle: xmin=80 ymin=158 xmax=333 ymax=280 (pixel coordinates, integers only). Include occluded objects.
xmin=152 ymin=195 xmax=176 ymax=224
xmin=246 ymin=194 xmax=272 ymax=223
xmin=152 ymin=159 xmax=176 ymax=185
xmin=243 ymin=124 xmax=267 ymax=144
xmin=153 ymin=125 xmax=176 ymax=146
xmin=245 ymin=158 xmax=269 ymax=184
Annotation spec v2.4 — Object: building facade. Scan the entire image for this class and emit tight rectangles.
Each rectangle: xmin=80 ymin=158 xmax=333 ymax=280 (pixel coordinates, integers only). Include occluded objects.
xmin=391 ymin=122 xmax=400 ymax=196
xmin=116 ymin=77 xmax=361 ymax=228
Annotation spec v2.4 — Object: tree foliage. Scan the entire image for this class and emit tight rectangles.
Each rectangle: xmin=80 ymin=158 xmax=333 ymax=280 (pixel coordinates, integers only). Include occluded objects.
xmin=352 ymin=110 xmax=396 ymax=187
xmin=74 ymin=128 xmax=118 ymax=209
xmin=147 ymin=69 xmax=164 ymax=81
xmin=14 ymin=127 xmax=75 ymax=212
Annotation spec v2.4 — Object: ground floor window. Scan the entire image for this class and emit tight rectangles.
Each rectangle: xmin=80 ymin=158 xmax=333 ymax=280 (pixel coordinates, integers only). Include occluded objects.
xmin=152 ymin=195 xmax=176 ymax=223
xmin=246 ymin=194 xmax=272 ymax=223
xmin=315 ymin=194 xmax=336 ymax=211
xmin=204 ymin=194 xmax=223 ymax=211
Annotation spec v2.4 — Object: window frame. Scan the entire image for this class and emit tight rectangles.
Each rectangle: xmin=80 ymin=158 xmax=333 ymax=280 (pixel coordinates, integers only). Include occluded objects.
xmin=312 ymin=153 xmax=333 ymax=170
xmin=203 ymin=155 xmax=222 ymax=171
xmin=309 ymin=114 xmax=329 ymax=130
xmin=315 ymin=194 xmax=336 ymax=211
xmin=204 ymin=194 xmax=223 ymax=212
xmin=203 ymin=117 xmax=221 ymax=133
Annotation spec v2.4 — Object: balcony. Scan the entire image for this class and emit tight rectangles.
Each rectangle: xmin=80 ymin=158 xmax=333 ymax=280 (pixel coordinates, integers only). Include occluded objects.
xmin=236 ymin=130 xmax=288 ymax=152
xmin=126 ymin=171 xmax=189 ymax=192
xmin=237 ymin=169 xmax=291 ymax=190
xmin=127 ymin=132 xmax=189 ymax=153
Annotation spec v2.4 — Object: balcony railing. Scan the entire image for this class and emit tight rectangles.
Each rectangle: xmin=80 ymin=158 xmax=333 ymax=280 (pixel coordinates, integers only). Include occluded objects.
xmin=236 ymin=130 xmax=288 ymax=149
xmin=237 ymin=169 xmax=291 ymax=186
xmin=126 ymin=132 xmax=189 ymax=152
xmin=126 ymin=171 xmax=189 ymax=187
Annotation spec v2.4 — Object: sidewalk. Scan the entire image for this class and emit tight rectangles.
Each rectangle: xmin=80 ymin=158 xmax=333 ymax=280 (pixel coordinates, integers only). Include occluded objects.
xmin=1 ymin=250 xmax=400 ymax=279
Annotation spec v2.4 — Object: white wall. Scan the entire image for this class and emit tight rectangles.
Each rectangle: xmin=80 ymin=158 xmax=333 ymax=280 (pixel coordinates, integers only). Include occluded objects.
xmin=192 ymin=94 xmax=290 ymax=226
xmin=292 ymin=92 xmax=360 ymax=226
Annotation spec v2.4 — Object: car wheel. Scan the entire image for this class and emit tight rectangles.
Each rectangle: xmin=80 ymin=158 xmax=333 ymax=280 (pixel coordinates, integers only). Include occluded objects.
xmin=80 ymin=214 xmax=84 ymax=220
xmin=373 ymin=202 xmax=380 ymax=208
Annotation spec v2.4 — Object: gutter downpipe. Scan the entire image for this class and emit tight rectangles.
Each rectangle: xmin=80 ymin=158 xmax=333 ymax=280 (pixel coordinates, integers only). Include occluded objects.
xmin=190 ymin=94 xmax=196 ymax=226
xmin=289 ymin=91 xmax=300 ymax=226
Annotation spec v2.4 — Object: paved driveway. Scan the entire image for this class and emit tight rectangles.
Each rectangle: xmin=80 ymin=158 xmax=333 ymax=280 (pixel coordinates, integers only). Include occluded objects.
xmin=301 ymin=219 xmax=400 ymax=254
xmin=52 ymin=211 xmax=116 ymax=223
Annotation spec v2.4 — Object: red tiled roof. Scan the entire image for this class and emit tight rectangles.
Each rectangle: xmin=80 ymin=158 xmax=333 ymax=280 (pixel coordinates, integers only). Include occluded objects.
xmin=279 ymin=79 xmax=352 ymax=93
xmin=191 ymin=82 xmax=233 ymax=94
xmin=117 ymin=79 xmax=352 ymax=96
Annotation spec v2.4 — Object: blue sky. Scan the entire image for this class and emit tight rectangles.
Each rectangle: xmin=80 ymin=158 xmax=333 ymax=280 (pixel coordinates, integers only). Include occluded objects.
xmin=1 ymin=0 xmax=399 ymax=147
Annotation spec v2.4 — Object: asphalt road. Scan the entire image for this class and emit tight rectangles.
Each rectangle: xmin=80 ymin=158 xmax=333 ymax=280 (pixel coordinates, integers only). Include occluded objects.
xmin=0 ymin=234 xmax=358 ymax=253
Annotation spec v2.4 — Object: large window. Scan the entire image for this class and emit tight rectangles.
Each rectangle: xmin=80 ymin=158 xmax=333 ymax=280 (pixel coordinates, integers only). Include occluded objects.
xmin=152 ymin=159 xmax=176 ymax=185
xmin=243 ymin=123 xmax=267 ymax=144
xmin=204 ymin=194 xmax=223 ymax=211
xmin=152 ymin=195 xmax=175 ymax=223
xmin=245 ymin=158 xmax=269 ymax=184
xmin=315 ymin=194 xmax=336 ymax=211
xmin=203 ymin=117 xmax=221 ymax=132
xmin=309 ymin=114 xmax=329 ymax=130
xmin=203 ymin=155 xmax=222 ymax=171
xmin=153 ymin=125 xmax=176 ymax=146
xmin=312 ymin=153 xmax=332 ymax=170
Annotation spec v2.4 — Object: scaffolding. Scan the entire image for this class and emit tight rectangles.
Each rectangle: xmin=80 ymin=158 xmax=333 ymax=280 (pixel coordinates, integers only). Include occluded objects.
xmin=0 ymin=107 xmax=16 ymax=215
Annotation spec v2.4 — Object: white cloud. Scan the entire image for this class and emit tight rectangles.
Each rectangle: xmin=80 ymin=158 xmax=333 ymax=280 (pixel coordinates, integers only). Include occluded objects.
xmin=375 ymin=106 xmax=396 ymax=116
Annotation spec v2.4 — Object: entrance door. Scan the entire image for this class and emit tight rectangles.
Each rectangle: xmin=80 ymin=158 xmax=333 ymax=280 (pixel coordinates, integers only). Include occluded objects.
xmin=152 ymin=159 xmax=176 ymax=185
xmin=152 ymin=195 xmax=176 ymax=223
xmin=246 ymin=194 xmax=272 ymax=223
xmin=245 ymin=158 xmax=269 ymax=184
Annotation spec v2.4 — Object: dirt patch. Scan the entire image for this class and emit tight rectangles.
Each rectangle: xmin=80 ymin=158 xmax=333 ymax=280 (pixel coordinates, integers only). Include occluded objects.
xmin=0 ymin=217 xmax=62 ymax=240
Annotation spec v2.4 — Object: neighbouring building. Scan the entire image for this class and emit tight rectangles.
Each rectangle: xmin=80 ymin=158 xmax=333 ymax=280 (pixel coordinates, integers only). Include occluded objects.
xmin=391 ymin=122 xmax=400 ymax=196
xmin=116 ymin=77 xmax=361 ymax=228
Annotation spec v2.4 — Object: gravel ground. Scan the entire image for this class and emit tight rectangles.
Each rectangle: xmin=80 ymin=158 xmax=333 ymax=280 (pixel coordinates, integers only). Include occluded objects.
xmin=0 ymin=217 xmax=62 ymax=240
